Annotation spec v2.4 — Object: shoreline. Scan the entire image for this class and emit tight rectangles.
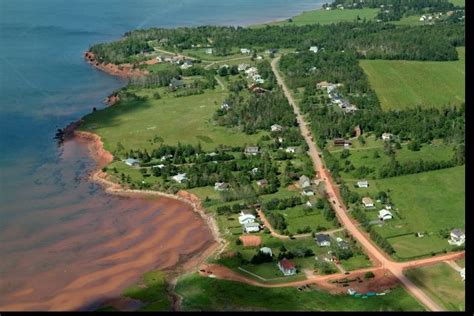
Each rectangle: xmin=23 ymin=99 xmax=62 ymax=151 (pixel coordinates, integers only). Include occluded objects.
xmin=72 ymin=130 xmax=226 ymax=310
xmin=84 ymin=51 xmax=149 ymax=78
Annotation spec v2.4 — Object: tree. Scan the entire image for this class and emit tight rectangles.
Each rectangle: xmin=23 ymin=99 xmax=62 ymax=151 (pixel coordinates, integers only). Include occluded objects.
xmin=218 ymin=66 xmax=228 ymax=77
xmin=408 ymin=140 xmax=421 ymax=151
xmin=364 ymin=271 xmax=375 ymax=279
xmin=153 ymin=92 xmax=161 ymax=99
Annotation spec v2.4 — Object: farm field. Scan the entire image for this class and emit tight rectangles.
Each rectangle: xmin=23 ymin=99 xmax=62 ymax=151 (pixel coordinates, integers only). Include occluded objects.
xmin=175 ymin=273 xmax=425 ymax=311
xmin=362 ymin=166 xmax=465 ymax=233
xmin=80 ymin=87 xmax=266 ymax=152
xmin=359 ymin=47 xmax=465 ymax=110
xmin=335 ymin=141 xmax=456 ymax=180
xmin=251 ymin=8 xmax=379 ymax=27
xmin=404 ymin=263 xmax=465 ymax=311
xmin=386 ymin=234 xmax=456 ymax=260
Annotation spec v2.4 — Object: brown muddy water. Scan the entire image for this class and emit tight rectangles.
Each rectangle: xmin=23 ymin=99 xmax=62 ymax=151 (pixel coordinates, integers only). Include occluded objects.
xmin=0 ymin=138 xmax=215 ymax=311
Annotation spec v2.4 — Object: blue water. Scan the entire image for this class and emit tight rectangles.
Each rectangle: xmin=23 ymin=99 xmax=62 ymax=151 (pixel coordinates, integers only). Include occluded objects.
xmin=0 ymin=0 xmax=323 ymax=309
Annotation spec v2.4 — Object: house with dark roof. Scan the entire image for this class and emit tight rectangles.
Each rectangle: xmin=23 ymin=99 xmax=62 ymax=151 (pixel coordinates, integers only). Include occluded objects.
xmin=315 ymin=234 xmax=331 ymax=247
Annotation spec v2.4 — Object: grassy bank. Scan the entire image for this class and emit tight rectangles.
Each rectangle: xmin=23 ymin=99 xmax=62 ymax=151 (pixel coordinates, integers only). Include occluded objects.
xmin=175 ymin=273 xmax=425 ymax=311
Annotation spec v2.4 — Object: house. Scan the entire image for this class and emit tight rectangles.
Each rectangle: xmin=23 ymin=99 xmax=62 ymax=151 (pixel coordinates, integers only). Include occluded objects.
xmin=362 ymin=197 xmax=374 ymax=208
xmin=385 ymin=205 xmax=392 ymax=210
xmin=244 ymin=146 xmax=260 ymax=155
xmin=214 ymin=182 xmax=230 ymax=191
xmin=169 ymin=78 xmax=185 ymax=90
xmin=268 ymin=48 xmax=278 ymax=54
xmin=381 ymin=133 xmax=393 ymax=141
xmin=256 ymin=179 xmax=268 ymax=187
xmin=180 ymin=61 xmax=193 ymax=69
xmin=255 ymin=78 xmax=265 ymax=84
xmin=260 ymin=247 xmax=273 ymax=257
xmin=205 ymin=48 xmax=213 ymax=55
xmin=238 ymin=214 xmax=256 ymax=225
xmin=156 ymin=56 xmax=163 ymax=62
xmin=240 ymin=48 xmax=251 ymax=54
xmin=344 ymin=105 xmax=358 ymax=113
xmin=240 ymin=209 xmax=256 ymax=216
xmin=256 ymin=55 xmax=263 ymax=60
xmin=448 ymin=229 xmax=465 ymax=246
xmin=244 ymin=222 xmax=260 ymax=233
xmin=245 ymin=67 xmax=258 ymax=76
xmin=460 ymin=268 xmax=465 ymax=281
xmin=160 ymin=154 xmax=173 ymax=161
xmin=124 ymin=158 xmax=140 ymax=167
xmin=315 ymin=234 xmax=331 ymax=247
xmin=337 ymin=238 xmax=350 ymax=249
xmin=172 ymin=173 xmax=187 ymax=183
xmin=309 ymin=46 xmax=319 ymax=53
xmin=152 ymin=164 xmax=166 ymax=169
xmin=316 ymin=81 xmax=331 ymax=90
xmin=378 ymin=209 xmax=393 ymax=221
xmin=285 ymin=147 xmax=297 ymax=153
xmin=299 ymin=175 xmax=311 ymax=188
xmin=278 ymin=137 xmax=284 ymax=143
xmin=271 ymin=124 xmax=283 ymax=132
xmin=333 ymin=138 xmax=351 ymax=146
xmin=357 ymin=180 xmax=368 ymax=188
xmin=238 ymin=63 xmax=250 ymax=71
xmin=302 ymin=187 xmax=315 ymax=196
xmin=220 ymin=103 xmax=231 ymax=110
xmin=278 ymin=258 xmax=296 ymax=276
xmin=416 ymin=232 xmax=424 ymax=238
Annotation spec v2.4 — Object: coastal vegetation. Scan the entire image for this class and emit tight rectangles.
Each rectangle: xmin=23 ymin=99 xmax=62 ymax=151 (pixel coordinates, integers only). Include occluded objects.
xmin=175 ymin=273 xmax=426 ymax=311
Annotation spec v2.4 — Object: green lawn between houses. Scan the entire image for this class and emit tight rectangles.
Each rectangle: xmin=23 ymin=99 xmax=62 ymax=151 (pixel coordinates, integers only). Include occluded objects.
xmin=175 ymin=273 xmax=425 ymax=311
xmin=359 ymin=47 xmax=465 ymax=111
xmin=80 ymin=87 xmax=266 ymax=153
xmin=404 ymin=263 xmax=465 ymax=311
xmin=348 ymin=166 xmax=464 ymax=258
xmin=251 ymin=8 xmax=379 ymax=28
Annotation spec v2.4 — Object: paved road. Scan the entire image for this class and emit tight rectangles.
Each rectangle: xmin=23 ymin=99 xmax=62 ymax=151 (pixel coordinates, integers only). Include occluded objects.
xmin=270 ymin=56 xmax=462 ymax=312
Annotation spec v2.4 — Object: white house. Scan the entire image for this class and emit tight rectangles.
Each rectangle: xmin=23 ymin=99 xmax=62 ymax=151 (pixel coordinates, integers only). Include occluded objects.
xmin=214 ymin=182 xmax=230 ymax=191
xmin=378 ymin=209 xmax=393 ymax=221
xmin=278 ymin=258 xmax=296 ymax=276
xmin=285 ymin=147 xmax=297 ymax=153
xmin=180 ymin=62 xmax=193 ymax=70
xmin=152 ymin=164 xmax=165 ymax=169
xmin=362 ymin=197 xmax=374 ymax=208
xmin=382 ymin=133 xmax=393 ymax=141
xmin=357 ymin=180 xmax=369 ymax=188
xmin=172 ymin=173 xmax=187 ymax=183
xmin=240 ymin=48 xmax=251 ymax=54
xmin=245 ymin=67 xmax=258 ymax=76
xmin=302 ymin=187 xmax=315 ymax=196
xmin=299 ymin=175 xmax=311 ymax=188
xmin=271 ymin=124 xmax=283 ymax=132
xmin=160 ymin=154 xmax=173 ymax=161
xmin=220 ymin=103 xmax=231 ymax=110
xmin=309 ymin=46 xmax=319 ymax=53
xmin=256 ymin=179 xmax=268 ymax=187
xmin=315 ymin=234 xmax=331 ymax=247
xmin=205 ymin=48 xmax=213 ymax=55
xmin=245 ymin=146 xmax=260 ymax=155
xmin=278 ymin=137 xmax=284 ymax=143
xmin=238 ymin=63 xmax=250 ymax=71
xmin=448 ymin=229 xmax=465 ymax=246
xmin=306 ymin=200 xmax=313 ymax=208
xmin=256 ymin=55 xmax=263 ymax=60
xmin=239 ymin=214 xmax=256 ymax=225
xmin=124 ymin=158 xmax=140 ymax=167
xmin=260 ymin=247 xmax=273 ymax=257
xmin=244 ymin=222 xmax=260 ymax=233
xmin=255 ymin=78 xmax=265 ymax=84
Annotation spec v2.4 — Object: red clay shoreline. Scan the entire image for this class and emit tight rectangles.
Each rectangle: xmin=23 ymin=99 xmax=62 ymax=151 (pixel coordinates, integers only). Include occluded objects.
xmin=84 ymin=51 xmax=149 ymax=78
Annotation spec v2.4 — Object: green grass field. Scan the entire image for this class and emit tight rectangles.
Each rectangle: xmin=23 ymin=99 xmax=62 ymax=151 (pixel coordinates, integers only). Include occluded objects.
xmin=340 ymin=254 xmax=372 ymax=271
xmin=336 ymin=141 xmax=455 ymax=180
xmin=404 ymin=263 xmax=465 ymax=311
xmin=387 ymin=234 xmax=456 ymax=259
xmin=365 ymin=166 xmax=465 ymax=234
xmin=175 ymin=273 xmax=425 ymax=311
xmin=359 ymin=47 xmax=465 ymax=110
xmin=449 ymin=0 xmax=464 ymax=7
xmin=121 ymin=270 xmax=171 ymax=311
xmin=80 ymin=87 xmax=265 ymax=152
xmin=251 ymin=8 xmax=379 ymax=27
xmin=280 ymin=205 xmax=337 ymax=234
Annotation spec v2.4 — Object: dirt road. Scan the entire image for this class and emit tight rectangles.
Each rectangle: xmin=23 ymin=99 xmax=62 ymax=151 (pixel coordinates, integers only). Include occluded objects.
xmin=270 ymin=56 xmax=463 ymax=312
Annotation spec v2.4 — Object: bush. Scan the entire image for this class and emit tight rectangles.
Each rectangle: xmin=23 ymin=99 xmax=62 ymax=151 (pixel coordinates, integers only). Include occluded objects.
xmin=235 ymin=238 xmax=242 ymax=246
xmin=364 ymin=271 xmax=375 ymax=279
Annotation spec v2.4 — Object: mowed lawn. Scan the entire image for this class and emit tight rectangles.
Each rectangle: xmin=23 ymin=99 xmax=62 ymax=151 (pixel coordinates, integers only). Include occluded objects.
xmin=359 ymin=47 xmax=465 ymax=110
xmin=364 ymin=166 xmax=465 ymax=235
xmin=404 ymin=263 xmax=465 ymax=311
xmin=251 ymin=8 xmax=379 ymax=27
xmin=176 ymin=273 xmax=425 ymax=311
xmin=80 ymin=87 xmax=265 ymax=152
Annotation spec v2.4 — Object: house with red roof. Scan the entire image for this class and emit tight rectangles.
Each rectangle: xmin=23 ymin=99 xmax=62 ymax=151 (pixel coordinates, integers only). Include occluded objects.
xmin=277 ymin=258 xmax=296 ymax=276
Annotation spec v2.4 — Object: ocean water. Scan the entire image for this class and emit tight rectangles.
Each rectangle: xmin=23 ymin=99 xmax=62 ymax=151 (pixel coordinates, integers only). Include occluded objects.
xmin=0 ymin=0 xmax=323 ymax=310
